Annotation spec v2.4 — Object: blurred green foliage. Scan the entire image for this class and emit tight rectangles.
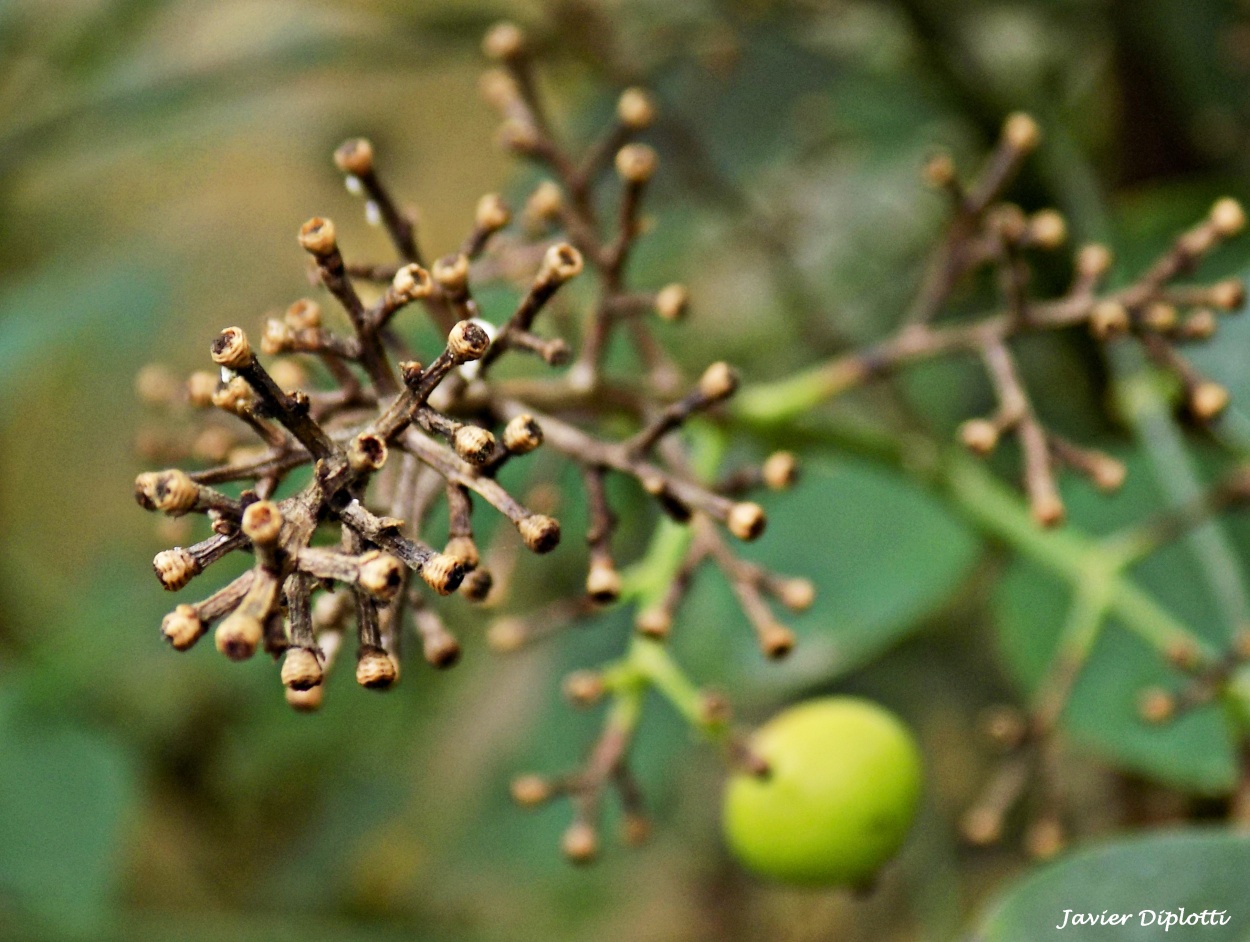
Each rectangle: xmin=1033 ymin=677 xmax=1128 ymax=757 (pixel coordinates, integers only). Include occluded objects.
xmin=6 ymin=0 xmax=1250 ymax=940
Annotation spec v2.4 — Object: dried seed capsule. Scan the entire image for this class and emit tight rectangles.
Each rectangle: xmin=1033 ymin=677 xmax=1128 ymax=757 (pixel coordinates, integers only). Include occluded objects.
xmin=561 ymin=821 xmax=599 ymax=865
xmin=454 ymin=425 xmax=496 ymax=464
xmin=615 ymin=143 xmax=658 ymax=184
xmin=241 ymin=500 xmax=283 ymax=545
xmin=357 ymin=551 xmax=405 ymax=600
xmin=958 ymin=418 xmax=1000 ymax=456
xmin=153 ymin=547 xmax=198 ymax=591
xmin=421 ymin=554 xmax=465 ymax=595
xmin=348 ymin=433 xmax=388 ymax=473
xmin=526 ymin=180 xmax=563 ymax=222
xmin=727 ymin=502 xmax=767 ymax=541
xmin=186 ymin=370 xmax=219 ymax=407
xmin=518 ymin=514 xmax=561 ymax=553
xmin=443 ymin=535 xmax=480 ymax=569
xmin=298 ymin=217 xmax=337 ymax=257
xmin=1003 ymin=112 xmax=1041 ymax=152
xmin=536 ymin=242 xmax=583 ymax=286
xmin=585 ymin=561 xmax=621 ymax=604
xmin=487 ymin=616 xmax=526 ymax=652
xmin=432 ymin=253 xmax=470 ymax=292
xmin=459 ymin=568 xmax=493 ymax=602
xmin=482 ymin=20 xmax=527 ymax=61
xmin=210 ymin=327 xmax=253 ymax=370
xmin=1032 ymin=493 xmax=1066 ymax=528
xmin=135 ymin=469 xmax=199 ymax=515
xmin=392 ymin=264 xmax=433 ymax=302
xmin=475 ymin=192 xmax=511 ymax=232
xmin=1191 ymin=381 xmax=1230 ymax=420
xmin=503 ymin=414 xmax=543 ymax=454
xmin=1076 ymin=243 xmax=1113 ymax=278
xmin=356 ymin=646 xmax=397 ymax=689
xmin=333 ymin=137 xmax=374 ymax=176
xmin=510 ymin=774 xmax=551 ymax=806
xmin=285 ymin=299 xmax=322 ymax=329
xmin=1210 ymin=197 xmax=1246 ymax=238
xmin=447 ymin=320 xmax=491 ymax=361
xmin=215 ymin=611 xmax=263 ymax=661
xmin=635 ymin=606 xmax=672 ymax=639
xmin=1028 ymin=209 xmax=1067 ymax=250
xmin=761 ymin=451 xmax=798 ymax=490
xmin=777 ymin=578 xmax=816 ymax=612
xmin=654 ymin=283 xmax=689 ymax=321
xmin=161 ymin=604 xmax=205 ymax=650
xmin=760 ymin=622 xmax=796 ymax=659
xmin=1089 ymin=300 xmax=1129 ymax=339
xmin=698 ymin=361 xmax=738 ymax=400
xmin=281 ymin=647 xmax=324 ymax=691
xmin=617 ymin=87 xmax=656 ymax=129
xmin=1210 ymin=279 xmax=1246 ymax=311
xmin=562 ymin=670 xmax=605 ymax=705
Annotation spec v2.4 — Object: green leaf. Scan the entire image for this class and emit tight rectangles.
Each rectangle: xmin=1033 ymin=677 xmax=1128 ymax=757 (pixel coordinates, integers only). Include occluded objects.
xmin=975 ymin=828 xmax=1250 ymax=942
xmin=993 ymin=452 xmax=1239 ymax=794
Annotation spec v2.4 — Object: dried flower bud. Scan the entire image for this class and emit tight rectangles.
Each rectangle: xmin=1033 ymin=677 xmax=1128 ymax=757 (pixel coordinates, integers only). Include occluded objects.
xmin=348 ymin=432 xmax=388 ymax=473
xmin=482 ymin=20 xmax=527 ymax=61
xmin=216 ymin=611 xmax=263 ymax=661
xmin=356 ymin=646 xmax=397 ymax=689
xmin=1089 ymin=455 xmax=1127 ymax=493
xmin=585 ymin=561 xmax=621 ymax=604
xmin=286 ymin=684 xmax=324 ymax=712
xmin=1180 ymin=308 xmax=1217 ymax=340
xmin=537 ymin=242 xmax=583 ymax=286
xmin=454 ymin=425 xmax=497 ymax=464
xmin=778 ymin=577 xmax=816 ymax=612
xmin=760 ymin=622 xmax=796 ymax=659
xmin=1190 ymin=381 xmax=1230 ymax=420
xmin=561 ymin=821 xmax=599 ymax=865
xmin=285 ymin=299 xmax=322 ymax=329
xmin=153 ymin=547 xmax=199 ymax=591
xmin=444 ymin=535 xmax=480 ymax=569
xmin=447 ymin=320 xmax=491 ymax=361
xmin=1003 ymin=112 xmax=1041 ymax=152
xmin=432 ymin=253 xmax=470 ymax=292
xmin=761 ymin=451 xmax=798 ymax=490
xmin=241 ymin=500 xmax=283 ymax=545
xmin=727 ymin=502 xmax=766 ymax=541
xmin=563 ymin=669 xmax=605 ymax=705
xmin=615 ymin=143 xmax=657 ymax=184
xmin=698 ymin=361 xmax=738 ymax=400
xmin=617 ymin=87 xmax=656 ymax=129
xmin=1032 ymin=493 xmax=1066 ymax=528
xmin=1142 ymin=301 xmax=1178 ymax=332
xmin=518 ymin=514 xmax=561 ymax=553
xmin=212 ymin=376 xmax=254 ymax=413
xmin=459 ymin=568 xmax=493 ymax=602
xmin=210 ymin=327 xmax=253 ymax=370
xmin=298 ymin=217 xmax=337 ymax=257
xmin=423 ymin=630 xmax=461 ymax=669
xmin=503 ymin=413 xmax=543 ymax=454
xmin=421 ymin=554 xmax=465 ymax=595
xmin=922 ymin=152 xmax=956 ymax=189
xmin=1210 ymin=197 xmax=1247 ymax=238
xmin=334 ymin=138 xmax=374 ymax=176
xmin=135 ymin=469 xmax=199 ymax=515
xmin=392 ymin=264 xmax=432 ymax=302
xmin=635 ymin=606 xmax=671 ymax=639
xmin=358 ymin=551 xmax=405 ymax=600
xmin=161 ymin=604 xmax=205 ymax=650
xmin=1210 ymin=279 xmax=1246 ymax=311
xmin=186 ymin=370 xmax=219 ymax=407
xmin=654 ymin=283 xmax=689 ymax=321
xmin=958 ymin=418 xmax=1000 ymax=455
xmin=281 ymin=647 xmax=323 ymax=691
xmin=510 ymin=774 xmax=551 ymax=806
xmin=1028 ymin=209 xmax=1067 ymax=250
xmin=475 ymin=192 xmax=511 ymax=232
xmin=1077 ymin=243 xmax=1113 ymax=278
xmin=526 ymin=181 xmax=563 ymax=222
xmin=1089 ymin=300 xmax=1129 ymax=340
xmin=487 ymin=617 xmax=526 ymax=652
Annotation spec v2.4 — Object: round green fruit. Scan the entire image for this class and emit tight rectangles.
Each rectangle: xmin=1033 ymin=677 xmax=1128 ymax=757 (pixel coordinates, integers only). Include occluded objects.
xmin=722 ymin=696 xmax=923 ymax=886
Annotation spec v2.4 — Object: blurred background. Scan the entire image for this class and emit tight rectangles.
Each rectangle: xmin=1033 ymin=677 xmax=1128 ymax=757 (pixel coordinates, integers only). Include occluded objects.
xmin=5 ymin=1 xmax=1250 ymax=940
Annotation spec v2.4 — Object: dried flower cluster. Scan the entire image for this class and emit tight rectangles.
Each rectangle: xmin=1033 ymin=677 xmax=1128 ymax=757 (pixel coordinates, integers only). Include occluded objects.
xmin=135 ymin=21 xmax=811 ymax=860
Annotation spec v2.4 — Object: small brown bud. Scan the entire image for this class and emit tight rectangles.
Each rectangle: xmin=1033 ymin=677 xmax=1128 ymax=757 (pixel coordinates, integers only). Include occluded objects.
xmin=358 ymin=551 xmax=405 ymax=601
xmin=135 ymin=469 xmax=199 ymax=515
xmin=459 ymin=568 xmax=493 ymax=602
xmin=537 ymin=242 xmax=583 ymax=286
xmin=561 ymin=821 xmax=599 ymax=865
xmin=347 ymin=433 xmax=388 ymax=473
xmin=1003 ymin=112 xmax=1041 ymax=152
xmin=153 ymin=547 xmax=199 ymax=591
xmin=392 ymin=264 xmax=432 ymax=302
xmin=447 ymin=320 xmax=491 ymax=361
xmin=333 ymin=138 xmax=374 ymax=177
xmin=526 ymin=180 xmax=564 ymax=222
xmin=432 ymin=253 xmax=470 ymax=292
xmin=421 ymin=554 xmax=465 ymax=595
xmin=444 ymin=535 xmax=480 ymax=569
xmin=285 ymin=298 xmax=322 ymax=329
xmin=475 ymin=192 xmax=511 ymax=232
xmin=454 ymin=425 xmax=496 ymax=464
xmin=211 ymin=376 xmax=253 ymax=413
xmin=1210 ymin=279 xmax=1246 ymax=311
xmin=1089 ymin=300 xmax=1129 ymax=339
xmin=1077 ymin=243 xmax=1113 ymax=278
xmin=210 ymin=327 xmax=252 ymax=370
xmin=215 ymin=611 xmax=263 ymax=661
xmin=161 ymin=604 xmax=204 ymax=651
xmin=487 ymin=617 xmax=526 ymax=652
xmin=186 ymin=370 xmax=219 ymax=407
xmin=654 ymin=283 xmax=689 ymax=321
xmin=1190 ymin=381 xmax=1230 ymax=421
xmin=615 ymin=143 xmax=658 ymax=184
xmin=1142 ymin=301 xmax=1178 ymax=332
xmin=482 ymin=20 xmax=527 ymax=61
xmin=563 ymin=670 xmax=606 ymax=705
xmin=727 ymin=502 xmax=766 ymax=541
xmin=298 ymin=217 xmax=337 ymax=257
xmin=698 ymin=361 xmax=738 ymax=400
xmin=1089 ymin=455 xmax=1127 ymax=493
xmin=1210 ymin=197 xmax=1246 ymax=238
xmin=1180 ymin=308 xmax=1218 ymax=340
xmin=510 ymin=774 xmax=551 ymax=806
xmin=281 ymin=647 xmax=324 ymax=691
xmin=1032 ymin=493 xmax=1066 ymax=528
xmin=356 ymin=646 xmax=397 ymax=689
xmin=777 ymin=577 xmax=816 ymax=612
xmin=635 ymin=606 xmax=671 ymax=639
xmin=760 ymin=622 xmax=796 ymax=659
xmin=285 ymin=684 xmax=324 ymax=712
xmin=519 ymin=514 xmax=561 ymax=553
xmin=761 ymin=451 xmax=798 ymax=490
xmin=423 ymin=629 xmax=462 ymax=669
xmin=585 ymin=561 xmax=621 ymax=604
xmin=503 ymin=413 xmax=543 ymax=454
xmin=1028 ymin=209 xmax=1067 ymax=250
xmin=958 ymin=418 xmax=999 ymax=455
xmin=241 ymin=500 xmax=283 ymax=545
xmin=617 ymin=87 xmax=656 ymax=129
xmin=922 ymin=151 xmax=956 ymax=189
